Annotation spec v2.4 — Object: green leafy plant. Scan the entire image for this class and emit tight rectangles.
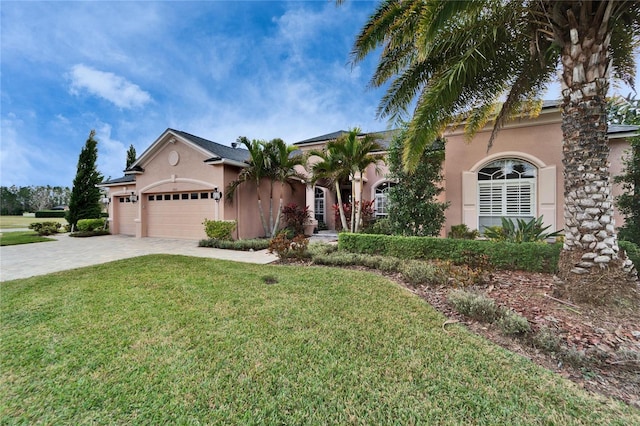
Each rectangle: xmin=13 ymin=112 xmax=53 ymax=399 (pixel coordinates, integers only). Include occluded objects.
xmin=619 ymin=240 xmax=639 ymax=270
xmin=447 ymin=290 xmax=501 ymax=323
xmin=362 ymin=218 xmax=393 ymax=235
xmin=203 ymin=219 xmax=236 ymax=240
xmin=28 ymin=221 xmax=62 ymax=236
xmin=198 ymin=238 xmax=269 ymax=251
xmin=339 ymin=233 xmax=561 ymax=273
xmin=400 ymin=260 xmax=448 ymax=286
xmin=76 ymin=218 xmax=105 ymax=232
xmin=483 ymin=216 xmax=562 ymax=243
xmin=497 ymin=310 xmax=531 ymax=335
xmin=449 ymin=224 xmax=479 ymax=240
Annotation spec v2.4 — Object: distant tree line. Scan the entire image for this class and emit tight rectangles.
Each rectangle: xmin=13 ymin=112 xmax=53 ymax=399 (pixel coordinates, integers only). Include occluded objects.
xmin=0 ymin=185 xmax=71 ymax=215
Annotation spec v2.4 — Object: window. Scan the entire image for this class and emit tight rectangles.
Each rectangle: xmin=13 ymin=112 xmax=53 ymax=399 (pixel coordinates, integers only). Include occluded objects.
xmin=200 ymin=192 xmax=209 ymax=199
xmin=164 ymin=194 xmax=171 ymax=201
xmin=181 ymin=193 xmax=189 ymax=200
xmin=314 ymin=187 xmax=325 ymax=223
xmin=478 ymin=159 xmax=536 ymax=231
xmin=190 ymin=193 xmax=198 ymax=199
xmin=119 ymin=197 xmax=125 ymax=203
xmin=148 ymin=195 xmax=155 ymax=201
xmin=374 ymin=182 xmax=395 ymax=218
xmin=172 ymin=194 xmax=180 ymax=200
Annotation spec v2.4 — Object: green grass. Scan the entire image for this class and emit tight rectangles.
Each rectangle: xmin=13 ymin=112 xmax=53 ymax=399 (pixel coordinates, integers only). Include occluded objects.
xmin=0 ymin=231 xmax=55 ymax=246
xmin=1 ymin=255 xmax=637 ymax=424
xmin=0 ymin=215 xmax=67 ymax=229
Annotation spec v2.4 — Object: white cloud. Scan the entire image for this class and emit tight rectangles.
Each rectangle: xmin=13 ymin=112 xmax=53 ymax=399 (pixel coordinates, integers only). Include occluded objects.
xmin=68 ymin=64 xmax=152 ymax=109
xmin=94 ymin=122 xmax=129 ymax=180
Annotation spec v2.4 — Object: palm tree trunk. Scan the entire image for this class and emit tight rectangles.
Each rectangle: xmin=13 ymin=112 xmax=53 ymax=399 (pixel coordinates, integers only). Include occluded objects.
xmin=268 ymin=181 xmax=275 ymax=238
xmin=334 ymin=181 xmax=348 ymax=231
xmin=354 ymin=177 xmax=364 ymax=233
xmin=272 ymin=182 xmax=284 ymax=237
xmin=557 ymin=28 xmax=637 ymax=300
xmin=350 ymin=182 xmax=356 ymax=233
xmin=256 ymin=190 xmax=269 ymax=238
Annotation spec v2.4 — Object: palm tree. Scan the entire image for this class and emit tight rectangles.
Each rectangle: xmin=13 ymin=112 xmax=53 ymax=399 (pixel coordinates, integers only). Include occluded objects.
xmin=340 ymin=129 xmax=384 ymax=232
xmin=263 ymin=138 xmax=305 ymax=237
xmin=308 ymin=140 xmax=351 ymax=232
xmin=309 ymin=128 xmax=383 ymax=233
xmin=226 ymin=137 xmax=270 ymax=237
xmin=226 ymin=137 xmax=303 ymax=238
xmin=351 ymin=1 xmax=639 ymax=298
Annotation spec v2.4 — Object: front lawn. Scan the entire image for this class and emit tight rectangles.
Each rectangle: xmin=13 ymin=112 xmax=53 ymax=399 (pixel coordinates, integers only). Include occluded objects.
xmin=0 ymin=215 xmax=67 ymax=229
xmin=0 ymin=231 xmax=55 ymax=246
xmin=1 ymin=255 xmax=637 ymax=424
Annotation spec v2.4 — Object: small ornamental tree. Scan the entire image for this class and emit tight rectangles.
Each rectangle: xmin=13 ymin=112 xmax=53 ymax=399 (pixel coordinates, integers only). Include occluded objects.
xmin=610 ymin=95 xmax=640 ymax=246
xmin=387 ymin=127 xmax=448 ymax=236
xmin=126 ymin=144 xmax=137 ymax=169
xmin=66 ymin=130 xmax=103 ymax=230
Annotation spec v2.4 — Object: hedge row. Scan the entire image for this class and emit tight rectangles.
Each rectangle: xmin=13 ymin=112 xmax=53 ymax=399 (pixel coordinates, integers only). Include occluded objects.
xmin=35 ymin=210 xmax=66 ymax=218
xmin=338 ymin=233 xmax=561 ymax=273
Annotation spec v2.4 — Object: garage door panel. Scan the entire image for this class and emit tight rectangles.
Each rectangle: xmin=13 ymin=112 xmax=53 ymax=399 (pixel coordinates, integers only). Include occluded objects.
xmin=115 ymin=197 xmax=137 ymax=236
xmin=146 ymin=192 xmax=214 ymax=239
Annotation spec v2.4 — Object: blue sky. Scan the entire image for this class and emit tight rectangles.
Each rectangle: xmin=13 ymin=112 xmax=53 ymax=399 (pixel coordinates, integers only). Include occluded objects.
xmin=1 ymin=1 xmax=638 ymax=188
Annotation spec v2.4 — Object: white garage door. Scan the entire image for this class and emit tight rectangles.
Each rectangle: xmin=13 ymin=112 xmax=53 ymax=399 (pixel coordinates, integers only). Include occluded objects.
xmin=115 ymin=196 xmax=137 ymax=236
xmin=145 ymin=191 xmax=216 ymax=239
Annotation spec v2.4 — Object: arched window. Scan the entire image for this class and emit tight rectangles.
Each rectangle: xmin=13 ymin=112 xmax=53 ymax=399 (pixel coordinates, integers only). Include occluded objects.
xmin=478 ymin=159 xmax=536 ymax=231
xmin=314 ymin=187 xmax=325 ymax=224
xmin=374 ymin=181 xmax=395 ymax=218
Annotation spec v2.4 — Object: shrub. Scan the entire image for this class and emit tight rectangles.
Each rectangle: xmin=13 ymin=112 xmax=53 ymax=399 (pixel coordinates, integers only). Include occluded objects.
xmin=449 ymin=224 xmax=479 ymax=240
xmin=307 ymin=242 xmax=338 ymax=258
xmin=312 ymin=252 xmax=363 ymax=266
xmin=76 ymin=218 xmax=105 ymax=232
xmin=282 ymin=203 xmax=311 ymax=236
xmin=28 ymin=221 xmax=62 ymax=236
xmin=447 ymin=290 xmax=501 ymax=323
xmin=70 ymin=229 xmax=110 ymax=238
xmin=441 ymin=261 xmax=489 ymax=287
xmin=531 ymin=326 xmax=562 ymax=353
xmin=619 ymin=240 xmax=639 ymax=270
xmin=198 ymin=238 xmax=269 ymax=251
xmin=497 ymin=310 xmax=531 ymax=335
xmin=202 ymin=219 xmax=236 ymax=240
xmin=400 ymin=260 xmax=448 ymax=286
xmin=377 ymin=256 xmax=402 ymax=272
xmin=269 ymin=232 xmax=309 ymax=259
xmin=483 ymin=216 xmax=563 ymax=243
xmin=35 ymin=210 xmax=66 ymax=218
xmin=362 ymin=218 xmax=393 ymax=235
xmin=338 ymin=233 xmax=561 ymax=273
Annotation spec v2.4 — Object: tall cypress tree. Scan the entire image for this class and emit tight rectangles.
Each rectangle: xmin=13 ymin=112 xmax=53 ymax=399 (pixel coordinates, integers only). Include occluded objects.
xmin=66 ymin=130 xmax=103 ymax=229
xmin=387 ymin=127 xmax=448 ymax=237
xmin=126 ymin=144 xmax=137 ymax=169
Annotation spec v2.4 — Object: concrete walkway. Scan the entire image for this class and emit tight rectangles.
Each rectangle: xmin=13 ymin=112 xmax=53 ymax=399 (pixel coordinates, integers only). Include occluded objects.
xmin=0 ymin=234 xmax=278 ymax=282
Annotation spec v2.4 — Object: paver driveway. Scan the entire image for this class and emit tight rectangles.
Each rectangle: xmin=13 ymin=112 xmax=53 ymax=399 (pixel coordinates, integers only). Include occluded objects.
xmin=0 ymin=233 xmax=277 ymax=282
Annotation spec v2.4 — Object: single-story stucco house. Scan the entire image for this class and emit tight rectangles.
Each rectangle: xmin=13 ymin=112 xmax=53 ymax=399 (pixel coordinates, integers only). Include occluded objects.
xmin=100 ymin=102 xmax=637 ymax=240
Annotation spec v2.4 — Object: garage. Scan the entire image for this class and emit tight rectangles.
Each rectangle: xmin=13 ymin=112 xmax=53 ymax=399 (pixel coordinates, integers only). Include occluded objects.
xmin=145 ymin=191 xmax=216 ymax=239
xmin=114 ymin=195 xmax=137 ymax=236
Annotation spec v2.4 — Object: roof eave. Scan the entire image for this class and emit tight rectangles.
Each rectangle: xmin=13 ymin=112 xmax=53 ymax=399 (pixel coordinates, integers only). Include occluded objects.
xmin=204 ymin=158 xmax=248 ymax=168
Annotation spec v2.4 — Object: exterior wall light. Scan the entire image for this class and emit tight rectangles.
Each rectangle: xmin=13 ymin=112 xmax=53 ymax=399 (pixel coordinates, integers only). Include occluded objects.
xmin=212 ymin=187 xmax=222 ymax=202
